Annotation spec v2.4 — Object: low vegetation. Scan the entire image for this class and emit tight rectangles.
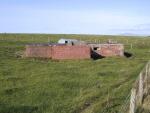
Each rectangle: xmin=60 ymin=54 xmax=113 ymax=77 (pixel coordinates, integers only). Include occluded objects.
xmin=0 ymin=34 xmax=150 ymax=113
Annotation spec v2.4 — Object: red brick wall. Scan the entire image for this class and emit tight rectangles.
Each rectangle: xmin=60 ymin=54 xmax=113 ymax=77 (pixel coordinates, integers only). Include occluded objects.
xmin=25 ymin=44 xmax=123 ymax=59
xmin=25 ymin=45 xmax=52 ymax=58
xmin=52 ymin=45 xmax=91 ymax=60
xmin=96 ymin=44 xmax=124 ymax=57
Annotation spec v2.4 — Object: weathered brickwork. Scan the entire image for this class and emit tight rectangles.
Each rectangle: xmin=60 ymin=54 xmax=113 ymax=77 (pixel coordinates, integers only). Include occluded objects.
xmin=25 ymin=43 xmax=124 ymax=60
xmin=25 ymin=45 xmax=52 ymax=58
xmin=25 ymin=45 xmax=91 ymax=60
xmin=96 ymin=44 xmax=124 ymax=57
xmin=89 ymin=44 xmax=124 ymax=57
xmin=52 ymin=45 xmax=91 ymax=60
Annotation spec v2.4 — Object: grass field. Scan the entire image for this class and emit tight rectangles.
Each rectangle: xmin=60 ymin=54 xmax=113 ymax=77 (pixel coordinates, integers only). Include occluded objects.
xmin=0 ymin=34 xmax=150 ymax=113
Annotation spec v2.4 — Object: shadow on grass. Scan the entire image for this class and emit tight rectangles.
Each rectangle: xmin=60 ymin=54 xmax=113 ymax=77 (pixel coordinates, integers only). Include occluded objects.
xmin=92 ymin=51 xmax=133 ymax=60
xmin=0 ymin=103 xmax=38 ymax=113
xmin=91 ymin=51 xmax=105 ymax=60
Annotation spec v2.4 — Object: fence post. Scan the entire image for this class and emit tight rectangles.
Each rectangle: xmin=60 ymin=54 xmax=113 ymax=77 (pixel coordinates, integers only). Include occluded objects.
xmin=129 ymin=88 xmax=136 ymax=113
xmin=148 ymin=62 xmax=150 ymax=93
xmin=130 ymin=43 xmax=133 ymax=49
xmin=48 ymin=37 xmax=50 ymax=42
xmin=138 ymin=73 xmax=144 ymax=106
xmin=144 ymin=64 xmax=148 ymax=95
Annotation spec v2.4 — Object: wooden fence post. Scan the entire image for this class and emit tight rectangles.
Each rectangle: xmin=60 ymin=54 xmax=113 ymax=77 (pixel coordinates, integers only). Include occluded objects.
xmin=148 ymin=62 xmax=150 ymax=76
xmin=48 ymin=37 xmax=50 ymax=42
xmin=130 ymin=43 xmax=133 ymax=49
xmin=129 ymin=88 xmax=136 ymax=113
xmin=144 ymin=65 xmax=148 ymax=95
xmin=128 ymin=61 xmax=150 ymax=113
xmin=138 ymin=73 xmax=144 ymax=105
xmin=147 ymin=63 xmax=150 ymax=93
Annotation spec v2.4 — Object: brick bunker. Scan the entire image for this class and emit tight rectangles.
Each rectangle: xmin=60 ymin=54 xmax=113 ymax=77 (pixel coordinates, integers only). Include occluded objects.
xmin=24 ymin=39 xmax=124 ymax=60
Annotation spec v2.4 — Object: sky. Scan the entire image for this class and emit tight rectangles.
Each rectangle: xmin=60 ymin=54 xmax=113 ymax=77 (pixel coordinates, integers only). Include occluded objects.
xmin=0 ymin=0 xmax=150 ymax=35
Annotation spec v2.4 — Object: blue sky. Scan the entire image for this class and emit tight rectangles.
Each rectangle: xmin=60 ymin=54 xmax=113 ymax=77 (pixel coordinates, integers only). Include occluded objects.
xmin=0 ymin=0 xmax=150 ymax=35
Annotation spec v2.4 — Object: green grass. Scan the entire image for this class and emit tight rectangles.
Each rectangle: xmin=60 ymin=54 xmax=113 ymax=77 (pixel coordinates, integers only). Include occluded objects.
xmin=0 ymin=34 xmax=150 ymax=113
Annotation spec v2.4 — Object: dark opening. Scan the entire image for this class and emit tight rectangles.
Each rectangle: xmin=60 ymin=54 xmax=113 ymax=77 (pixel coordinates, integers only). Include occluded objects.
xmin=65 ymin=41 xmax=68 ymax=44
xmin=91 ymin=51 xmax=104 ymax=60
xmin=71 ymin=42 xmax=74 ymax=45
xmin=94 ymin=47 xmax=98 ymax=50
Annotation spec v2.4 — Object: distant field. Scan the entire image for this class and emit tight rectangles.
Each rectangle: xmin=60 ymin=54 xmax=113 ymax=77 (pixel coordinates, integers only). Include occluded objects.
xmin=0 ymin=34 xmax=150 ymax=113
